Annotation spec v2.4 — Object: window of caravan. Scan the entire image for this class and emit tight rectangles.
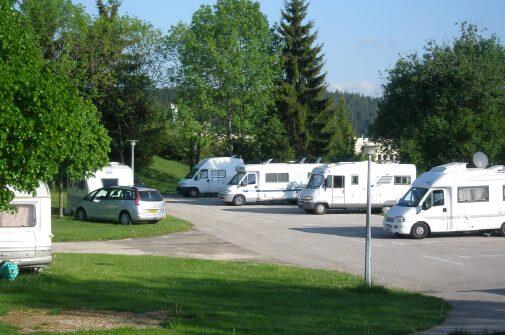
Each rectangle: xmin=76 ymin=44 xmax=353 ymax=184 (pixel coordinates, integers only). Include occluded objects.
xmin=458 ymin=186 xmax=489 ymax=203
xmin=211 ymin=170 xmax=226 ymax=178
xmin=333 ymin=176 xmax=345 ymax=188
xmin=307 ymin=174 xmax=324 ymax=189
xmin=229 ymin=173 xmax=245 ymax=185
xmin=351 ymin=175 xmax=359 ymax=185
xmin=247 ymin=174 xmax=256 ymax=185
xmin=394 ymin=176 xmax=411 ymax=185
xmin=266 ymin=173 xmax=289 ymax=183
xmin=0 ymin=205 xmax=36 ymax=227
xmin=102 ymin=178 xmax=119 ymax=187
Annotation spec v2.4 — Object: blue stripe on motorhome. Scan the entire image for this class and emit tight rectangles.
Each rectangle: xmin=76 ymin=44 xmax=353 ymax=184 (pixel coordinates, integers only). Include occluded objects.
xmin=242 ymin=189 xmax=303 ymax=193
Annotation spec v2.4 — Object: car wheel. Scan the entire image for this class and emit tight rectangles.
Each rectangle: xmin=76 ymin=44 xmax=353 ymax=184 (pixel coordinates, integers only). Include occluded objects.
xmin=76 ymin=208 xmax=87 ymax=221
xmin=119 ymin=211 xmax=133 ymax=225
xmin=188 ymin=188 xmax=199 ymax=198
xmin=381 ymin=206 xmax=391 ymax=215
xmin=410 ymin=222 xmax=429 ymax=239
xmin=313 ymin=203 xmax=327 ymax=215
xmin=499 ymin=223 xmax=505 ymax=237
xmin=232 ymin=195 xmax=245 ymax=206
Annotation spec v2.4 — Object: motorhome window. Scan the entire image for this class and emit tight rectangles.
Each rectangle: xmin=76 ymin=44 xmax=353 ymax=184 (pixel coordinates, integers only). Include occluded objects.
xmin=325 ymin=176 xmax=333 ymax=188
xmin=397 ymin=187 xmax=428 ymax=207
xmin=351 ymin=175 xmax=359 ymax=185
xmin=394 ymin=176 xmax=411 ymax=185
xmin=94 ymin=189 xmax=109 ymax=200
xmin=0 ymin=204 xmax=36 ymax=227
xmin=229 ymin=173 xmax=245 ymax=185
xmin=278 ymin=173 xmax=289 ymax=182
xmin=503 ymin=185 xmax=505 ymax=201
xmin=307 ymin=174 xmax=324 ymax=189
xmin=139 ymin=190 xmax=163 ymax=201
xmin=266 ymin=173 xmax=289 ymax=183
xmin=102 ymin=178 xmax=119 ymax=187
xmin=432 ymin=190 xmax=445 ymax=206
xmin=199 ymin=169 xmax=208 ymax=179
xmin=333 ymin=176 xmax=345 ymax=188
xmin=247 ymin=174 xmax=256 ymax=185
xmin=109 ymin=189 xmax=123 ymax=200
xmin=458 ymin=186 xmax=489 ymax=203
xmin=211 ymin=170 xmax=226 ymax=178
xmin=266 ymin=173 xmax=277 ymax=182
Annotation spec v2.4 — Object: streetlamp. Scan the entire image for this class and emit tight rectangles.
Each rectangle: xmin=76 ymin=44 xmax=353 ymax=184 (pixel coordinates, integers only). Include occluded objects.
xmin=363 ymin=143 xmax=376 ymax=287
xmin=127 ymin=140 xmax=138 ymax=184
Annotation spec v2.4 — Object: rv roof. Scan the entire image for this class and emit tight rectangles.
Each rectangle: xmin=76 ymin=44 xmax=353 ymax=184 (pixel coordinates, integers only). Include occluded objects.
xmin=414 ymin=163 xmax=505 ymax=188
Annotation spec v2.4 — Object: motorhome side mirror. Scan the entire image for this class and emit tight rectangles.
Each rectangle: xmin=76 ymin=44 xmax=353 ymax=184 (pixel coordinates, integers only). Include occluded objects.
xmin=416 ymin=206 xmax=421 ymax=214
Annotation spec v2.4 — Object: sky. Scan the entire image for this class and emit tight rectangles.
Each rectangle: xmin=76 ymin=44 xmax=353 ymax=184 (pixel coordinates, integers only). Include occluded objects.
xmin=73 ymin=0 xmax=505 ymax=97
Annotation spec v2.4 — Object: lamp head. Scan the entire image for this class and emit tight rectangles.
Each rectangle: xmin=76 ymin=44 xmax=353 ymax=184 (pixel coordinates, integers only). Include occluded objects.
xmin=363 ymin=143 xmax=376 ymax=156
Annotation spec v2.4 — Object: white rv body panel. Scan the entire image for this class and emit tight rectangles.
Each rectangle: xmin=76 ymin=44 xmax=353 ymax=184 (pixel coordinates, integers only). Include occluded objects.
xmin=219 ymin=163 xmax=322 ymax=204
xmin=176 ymin=157 xmax=244 ymax=196
xmin=67 ymin=162 xmax=133 ymax=213
xmin=298 ymin=161 xmax=416 ymax=213
xmin=0 ymin=182 xmax=52 ymax=268
xmin=384 ymin=163 xmax=505 ymax=237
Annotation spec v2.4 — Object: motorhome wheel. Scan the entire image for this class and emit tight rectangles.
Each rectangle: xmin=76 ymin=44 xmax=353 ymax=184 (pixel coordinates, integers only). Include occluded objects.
xmin=119 ymin=211 xmax=133 ymax=225
xmin=410 ymin=222 xmax=429 ymax=239
xmin=188 ymin=188 xmax=199 ymax=198
xmin=499 ymin=223 xmax=505 ymax=237
xmin=232 ymin=195 xmax=245 ymax=206
xmin=76 ymin=208 xmax=87 ymax=221
xmin=313 ymin=203 xmax=327 ymax=215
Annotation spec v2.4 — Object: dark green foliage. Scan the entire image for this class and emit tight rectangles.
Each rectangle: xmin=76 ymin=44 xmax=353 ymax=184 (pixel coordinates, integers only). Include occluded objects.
xmin=372 ymin=24 xmax=505 ymax=171
xmin=324 ymin=96 xmax=357 ymax=161
xmin=328 ymin=91 xmax=379 ymax=136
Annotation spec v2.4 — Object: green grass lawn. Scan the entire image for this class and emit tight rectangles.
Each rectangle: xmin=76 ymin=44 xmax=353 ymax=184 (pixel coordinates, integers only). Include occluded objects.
xmin=0 ymin=253 xmax=448 ymax=335
xmin=52 ymin=215 xmax=192 ymax=242
xmin=137 ymin=156 xmax=189 ymax=194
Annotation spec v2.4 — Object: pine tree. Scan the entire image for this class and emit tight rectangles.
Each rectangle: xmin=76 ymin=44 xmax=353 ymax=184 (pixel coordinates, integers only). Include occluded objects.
xmin=277 ymin=0 xmax=340 ymax=159
xmin=325 ymin=96 xmax=356 ymax=161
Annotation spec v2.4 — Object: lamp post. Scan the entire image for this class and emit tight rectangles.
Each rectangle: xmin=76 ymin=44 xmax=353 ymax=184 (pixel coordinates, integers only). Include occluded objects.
xmin=363 ymin=143 xmax=376 ymax=287
xmin=127 ymin=140 xmax=138 ymax=184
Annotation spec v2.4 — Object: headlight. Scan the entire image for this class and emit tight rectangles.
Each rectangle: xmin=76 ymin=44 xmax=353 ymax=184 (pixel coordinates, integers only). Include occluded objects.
xmin=303 ymin=196 xmax=312 ymax=200
xmin=394 ymin=216 xmax=405 ymax=222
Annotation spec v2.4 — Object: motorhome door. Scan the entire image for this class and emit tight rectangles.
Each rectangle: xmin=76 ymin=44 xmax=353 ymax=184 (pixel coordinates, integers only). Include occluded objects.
xmin=421 ymin=189 xmax=449 ymax=231
xmin=194 ymin=169 xmax=210 ymax=193
xmin=332 ymin=175 xmax=345 ymax=205
xmin=242 ymin=172 xmax=259 ymax=202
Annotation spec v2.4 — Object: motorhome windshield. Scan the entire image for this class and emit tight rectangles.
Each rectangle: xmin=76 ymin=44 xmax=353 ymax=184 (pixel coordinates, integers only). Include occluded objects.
xmin=397 ymin=187 xmax=429 ymax=207
xmin=306 ymin=174 xmax=324 ymax=189
xmin=228 ymin=173 xmax=245 ymax=185
xmin=185 ymin=168 xmax=199 ymax=179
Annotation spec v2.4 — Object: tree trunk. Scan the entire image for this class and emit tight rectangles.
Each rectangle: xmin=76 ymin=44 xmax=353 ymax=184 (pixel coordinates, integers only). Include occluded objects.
xmin=58 ymin=179 xmax=64 ymax=218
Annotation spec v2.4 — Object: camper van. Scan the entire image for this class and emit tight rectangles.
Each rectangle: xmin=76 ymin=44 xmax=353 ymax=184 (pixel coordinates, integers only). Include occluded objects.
xmin=219 ymin=162 xmax=322 ymax=206
xmin=298 ymin=161 xmax=416 ymax=215
xmin=67 ymin=162 xmax=133 ymax=214
xmin=384 ymin=162 xmax=505 ymax=239
xmin=0 ymin=182 xmax=52 ymax=268
xmin=176 ymin=157 xmax=244 ymax=197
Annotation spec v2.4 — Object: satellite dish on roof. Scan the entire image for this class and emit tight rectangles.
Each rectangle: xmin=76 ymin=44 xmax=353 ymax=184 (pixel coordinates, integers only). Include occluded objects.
xmin=473 ymin=152 xmax=488 ymax=169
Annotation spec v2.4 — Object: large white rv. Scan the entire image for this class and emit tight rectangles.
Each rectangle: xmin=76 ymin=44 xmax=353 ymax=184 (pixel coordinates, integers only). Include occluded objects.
xmin=298 ymin=161 xmax=416 ymax=215
xmin=219 ymin=162 xmax=322 ymax=205
xmin=67 ymin=162 xmax=133 ymax=214
xmin=0 ymin=182 xmax=52 ymax=269
xmin=384 ymin=162 xmax=505 ymax=239
xmin=177 ymin=157 xmax=244 ymax=197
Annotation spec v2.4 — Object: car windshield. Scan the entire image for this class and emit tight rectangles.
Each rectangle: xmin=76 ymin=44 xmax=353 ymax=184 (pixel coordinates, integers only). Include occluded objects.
xmin=185 ymin=168 xmax=199 ymax=179
xmin=306 ymin=174 xmax=324 ymax=189
xmin=228 ymin=173 xmax=245 ymax=185
xmin=397 ymin=187 xmax=428 ymax=207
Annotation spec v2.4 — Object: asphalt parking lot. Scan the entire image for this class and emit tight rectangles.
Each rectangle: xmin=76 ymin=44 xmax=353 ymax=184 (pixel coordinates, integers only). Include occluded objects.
xmin=165 ymin=196 xmax=505 ymax=334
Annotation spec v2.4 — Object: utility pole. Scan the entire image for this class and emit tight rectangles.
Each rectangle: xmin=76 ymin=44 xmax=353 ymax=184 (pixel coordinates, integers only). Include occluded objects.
xmin=363 ymin=143 xmax=376 ymax=287
xmin=127 ymin=140 xmax=138 ymax=184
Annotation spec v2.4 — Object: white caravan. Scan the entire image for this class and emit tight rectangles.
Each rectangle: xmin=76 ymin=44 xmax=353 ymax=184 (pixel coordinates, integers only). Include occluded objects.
xmin=67 ymin=162 xmax=133 ymax=214
xmin=177 ymin=157 xmax=245 ymax=197
xmin=298 ymin=161 xmax=416 ymax=215
xmin=0 ymin=182 xmax=52 ymax=268
xmin=219 ymin=162 xmax=322 ymax=206
xmin=384 ymin=162 xmax=505 ymax=239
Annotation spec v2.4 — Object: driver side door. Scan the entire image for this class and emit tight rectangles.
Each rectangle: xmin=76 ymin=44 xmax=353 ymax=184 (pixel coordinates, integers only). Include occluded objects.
xmin=242 ymin=173 xmax=259 ymax=202
xmin=194 ymin=169 xmax=210 ymax=194
xmin=421 ymin=189 xmax=449 ymax=231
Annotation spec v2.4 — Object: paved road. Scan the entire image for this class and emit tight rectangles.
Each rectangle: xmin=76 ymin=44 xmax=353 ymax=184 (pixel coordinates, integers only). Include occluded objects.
xmin=163 ymin=196 xmax=505 ymax=334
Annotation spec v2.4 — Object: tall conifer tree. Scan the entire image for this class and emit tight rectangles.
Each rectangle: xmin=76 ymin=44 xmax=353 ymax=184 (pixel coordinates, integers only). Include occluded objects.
xmin=277 ymin=0 xmax=344 ymax=159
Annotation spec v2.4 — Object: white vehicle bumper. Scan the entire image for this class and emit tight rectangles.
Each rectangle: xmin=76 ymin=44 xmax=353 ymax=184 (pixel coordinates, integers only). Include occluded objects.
xmin=383 ymin=220 xmax=411 ymax=235
xmin=218 ymin=193 xmax=235 ymax=203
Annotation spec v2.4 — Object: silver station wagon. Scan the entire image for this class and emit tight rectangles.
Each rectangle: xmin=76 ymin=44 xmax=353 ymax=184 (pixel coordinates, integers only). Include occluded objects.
xmin=75 ymin=186 xmax=166 ymax=224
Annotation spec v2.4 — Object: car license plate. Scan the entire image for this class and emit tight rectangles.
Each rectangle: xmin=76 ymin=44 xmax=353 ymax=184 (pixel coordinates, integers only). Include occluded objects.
xmin=148 ymin=209 xmax=157 ymax=214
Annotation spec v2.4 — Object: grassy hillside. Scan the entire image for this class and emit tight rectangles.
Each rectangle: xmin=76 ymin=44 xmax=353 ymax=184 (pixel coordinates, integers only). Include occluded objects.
xmin=137 ymin=156 xmax=189 ymax=194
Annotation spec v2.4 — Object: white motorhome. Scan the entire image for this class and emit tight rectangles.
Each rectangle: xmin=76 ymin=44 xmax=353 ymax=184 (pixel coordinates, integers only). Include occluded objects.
xmin=384 ymin=162 xmax=505 ymax=239
xmin=298 ymin=161 xmax=416 ymax=215
xmin=67 ymin=162 xmax=133 ymax=214
xmin=0 ymin=182 xmax=52 ymax=269
xmin=219 ymin=162 xmax=322 ymax=206
xmin=176 ymin=157 xmax=244 ymax=197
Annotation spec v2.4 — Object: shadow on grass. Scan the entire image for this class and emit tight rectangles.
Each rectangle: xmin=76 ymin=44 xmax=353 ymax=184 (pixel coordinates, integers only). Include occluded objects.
xmin=0 ymin=254 xmax=447 ymax=335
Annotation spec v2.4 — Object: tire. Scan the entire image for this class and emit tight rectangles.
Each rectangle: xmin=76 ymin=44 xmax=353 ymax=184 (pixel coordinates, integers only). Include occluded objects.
xmin=188 ymin=188 xmax=199 ymax=198
xmin=119 ymin=211 xmax=133 ymax=225
xmin=76 ymin=208 xmax=87 ymax=221
xmin=381 ymin=206 xmax=391 ymax=215
xmin=313 ymin=203 xmax=327 ymax=215
xmin=410 ymin=222 xmax=429 ymax=239
xmin=232 ymin=195 xmax=246 ymax=206
xmin=499 ymin=223 xmax=505 ymax=237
